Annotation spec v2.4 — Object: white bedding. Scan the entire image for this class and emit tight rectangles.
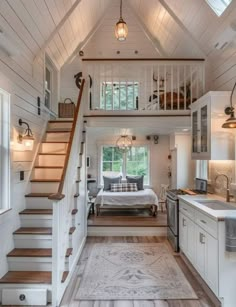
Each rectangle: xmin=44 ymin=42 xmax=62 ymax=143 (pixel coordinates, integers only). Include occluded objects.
xmin=95 ymin=188 xmax=158 ymax=207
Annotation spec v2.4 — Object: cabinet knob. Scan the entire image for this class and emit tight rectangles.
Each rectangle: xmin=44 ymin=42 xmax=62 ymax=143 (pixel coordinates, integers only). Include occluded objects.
xmin=19 ymin=294 xmax=26 ymax=301
xmin=182 ymin=218 xmax=186 ymax=227
xmin=200 ymin=219 xmax=206 ymax=224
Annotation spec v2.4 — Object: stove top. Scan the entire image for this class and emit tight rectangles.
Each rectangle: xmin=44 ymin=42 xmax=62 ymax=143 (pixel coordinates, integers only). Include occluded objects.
xmin=167 ymin=189 xmax=207 ymax=200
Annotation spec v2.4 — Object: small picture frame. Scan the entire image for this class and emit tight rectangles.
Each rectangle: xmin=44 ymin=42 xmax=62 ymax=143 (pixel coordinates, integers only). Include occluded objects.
xmin=86 ymin=156 xmax=90 ymax=168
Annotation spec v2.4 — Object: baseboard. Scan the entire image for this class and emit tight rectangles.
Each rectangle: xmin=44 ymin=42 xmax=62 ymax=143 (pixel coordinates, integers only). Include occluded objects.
xmin=88 ymin=226 xmax=167 ymax=236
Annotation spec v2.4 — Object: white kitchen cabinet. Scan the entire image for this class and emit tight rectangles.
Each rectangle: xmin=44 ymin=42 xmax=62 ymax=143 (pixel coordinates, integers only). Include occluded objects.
xmin=191 ymin=91 xmax=234 ymax=160
xmin=179 ymin=212 xmax=196 ymax=264
xmin=179 ymin=200 xmax=218 ymax=296
xmin=186 ymin=217 xmax=196 ymax=264
xmin=179 ymin=212 xmax=188 ymax=251
xmin=195 ymin=225 xmax=205 ymax=278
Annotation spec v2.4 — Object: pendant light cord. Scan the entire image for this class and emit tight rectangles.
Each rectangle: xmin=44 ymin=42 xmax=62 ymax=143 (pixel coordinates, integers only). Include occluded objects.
xmin=120 ymin=0 xmax=123 ymax=18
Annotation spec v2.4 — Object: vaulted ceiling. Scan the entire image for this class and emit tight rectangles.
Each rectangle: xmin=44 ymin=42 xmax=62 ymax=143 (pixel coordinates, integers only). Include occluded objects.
xmin=1 ymin=0 xmax=236 ymax=70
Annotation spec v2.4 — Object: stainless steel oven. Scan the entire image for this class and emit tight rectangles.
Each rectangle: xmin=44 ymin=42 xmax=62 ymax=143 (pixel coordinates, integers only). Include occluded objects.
xmin=166 ymin=178 xmax=207 ymax=252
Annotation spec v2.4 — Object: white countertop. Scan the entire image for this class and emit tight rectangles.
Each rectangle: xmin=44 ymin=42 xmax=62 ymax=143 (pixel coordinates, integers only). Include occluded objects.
xmin=178 ymin=194 xmax=236 ymax=221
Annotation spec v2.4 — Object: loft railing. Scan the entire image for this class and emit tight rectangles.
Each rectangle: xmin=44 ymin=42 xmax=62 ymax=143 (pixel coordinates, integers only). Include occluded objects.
xmin=83 ymin=59 xmax=205 ymax=113
xmin=49 ymin=79 xmax=86 ymax=306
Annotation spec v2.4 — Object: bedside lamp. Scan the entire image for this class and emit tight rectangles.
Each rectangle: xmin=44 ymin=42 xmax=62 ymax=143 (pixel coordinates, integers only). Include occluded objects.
xmin=18 ymin=119 xmax=35 ymax=151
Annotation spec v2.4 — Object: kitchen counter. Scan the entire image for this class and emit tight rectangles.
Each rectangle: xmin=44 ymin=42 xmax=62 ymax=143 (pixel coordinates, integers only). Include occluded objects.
xmin=178 ymin=194 xmax=236 ymax=221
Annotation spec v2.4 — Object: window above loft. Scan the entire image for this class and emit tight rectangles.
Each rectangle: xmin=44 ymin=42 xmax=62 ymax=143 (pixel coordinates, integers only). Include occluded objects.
xmin=205 ymin=0 xmax=232 ymax=16
xmin=100 ymin=81 xmax=139 ymax=110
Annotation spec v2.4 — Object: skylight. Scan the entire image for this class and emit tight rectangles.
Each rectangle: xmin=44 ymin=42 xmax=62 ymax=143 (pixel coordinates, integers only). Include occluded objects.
xmin=205 ymin=0 xmax=232 ymax=16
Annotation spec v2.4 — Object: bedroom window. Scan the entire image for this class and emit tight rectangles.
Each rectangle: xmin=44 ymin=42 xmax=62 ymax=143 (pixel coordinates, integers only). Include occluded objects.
xmin=101 ymin=146 xmax=150 ymax=185
xmin=100 ymin=81 xmax=139 ymax=110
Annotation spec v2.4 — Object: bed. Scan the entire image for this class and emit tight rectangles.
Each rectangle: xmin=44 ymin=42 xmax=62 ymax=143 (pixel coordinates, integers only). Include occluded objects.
xmin=95 ymin=188 xmax=159 ymax=216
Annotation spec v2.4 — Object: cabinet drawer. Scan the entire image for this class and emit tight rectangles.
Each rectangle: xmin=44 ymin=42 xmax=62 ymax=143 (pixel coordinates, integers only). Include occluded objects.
xmin=2 ymin=288 xmax=47 ymax=305
xmin=196 ymin=211 xmax=218 ymax=238
xmin=179 ymin=201 xmax=195 ymax=220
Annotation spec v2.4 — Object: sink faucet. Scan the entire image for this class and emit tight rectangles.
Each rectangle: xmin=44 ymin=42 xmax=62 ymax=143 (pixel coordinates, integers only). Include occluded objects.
xmin=215 ymin=174 xmax=233 ymax=202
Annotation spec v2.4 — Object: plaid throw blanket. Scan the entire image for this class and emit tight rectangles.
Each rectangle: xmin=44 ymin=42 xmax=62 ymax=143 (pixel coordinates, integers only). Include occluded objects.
xmin=110 ymin=183 xmax=138 ymax=192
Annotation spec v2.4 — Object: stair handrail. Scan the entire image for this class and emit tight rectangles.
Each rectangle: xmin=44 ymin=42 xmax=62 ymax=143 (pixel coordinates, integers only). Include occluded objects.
xmin=49 ymin=79 xmax=85 ymax=200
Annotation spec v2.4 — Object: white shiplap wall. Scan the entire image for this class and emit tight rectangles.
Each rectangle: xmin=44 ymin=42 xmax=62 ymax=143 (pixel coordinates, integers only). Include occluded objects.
xmin=0 ymin=44 xmax=50 ymax=280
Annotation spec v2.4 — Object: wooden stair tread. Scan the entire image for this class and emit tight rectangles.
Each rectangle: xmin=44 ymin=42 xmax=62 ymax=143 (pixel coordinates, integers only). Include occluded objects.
xmin=7 ymin=248 xmax=72 ymax=258
xmin=61 ymin=271 xmax=69 ymax=283
xmin=38 ymin=153 xmax=66 ymax=156
xmin=19 ymin=209 xmax=53 ymax=215
xmin=14 ymin=227 xmax=52 ymax=235
xmin=7 ymin=248 xmax=52 ymax=257
xmin=49 ymin=120 xmax=73 ymax=123
xmin=30 ymin=179 xmax=61 ymax=182
xmin=14 ymin=227 xmax=74 ymax=235
xmin=41 ymin=141 xmax=69 ymax=144
xmin=34 ymin=166 xmax=63 ymax=169
xmin=0 ymin=271 xmax=51 ymax=284
xmin=25 ymin=193 xmax=52 ymax=198
xmin=46 ymin=130 xmax=71 ymax=133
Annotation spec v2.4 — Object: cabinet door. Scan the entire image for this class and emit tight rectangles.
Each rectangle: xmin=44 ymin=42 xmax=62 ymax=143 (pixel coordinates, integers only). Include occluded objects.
xmin=200 ymin=104 xmax=208 ymax=153
xmin=186 ymin=218 xmax=196 ymax=264
xmin=192 ymin=110 xmax=199 ymax=154
xmin=195 ymin=226 xmax=205 ymax=278
xmin=179 ymin=212 xmax=188 ymax=252
xmin=205 ymin=233 xmax=218 ymax=295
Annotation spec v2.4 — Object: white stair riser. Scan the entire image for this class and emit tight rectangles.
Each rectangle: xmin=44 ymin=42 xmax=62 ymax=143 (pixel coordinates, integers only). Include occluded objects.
xmin=33 ymin=168 xmax=63 ymax=180
xmin=20 ymin=216 xmax=52 ymax=227
xmin=14 ymin=235 xmax=52 ymax=248
xmin=8 ymin=258 xmax=69 ymax=271
xmin=26 ymin=198 xmax=52 ymax=209
xmin=31 ymin=182 xmax=59 ymax=193
xmin=41 ymin=143 xmax=68 ymax=153
xmin=48 ymin=122 xmax=72 ymax=129
xmin=44 ymin=132 xmax=70 ymax=142
xmin=37 ymin=155 xmax=65 ymax=167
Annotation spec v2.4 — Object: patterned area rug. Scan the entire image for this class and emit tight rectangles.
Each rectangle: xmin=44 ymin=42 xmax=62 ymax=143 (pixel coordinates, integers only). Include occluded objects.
xmin=75 ymin=243 xmax=198 ymax=300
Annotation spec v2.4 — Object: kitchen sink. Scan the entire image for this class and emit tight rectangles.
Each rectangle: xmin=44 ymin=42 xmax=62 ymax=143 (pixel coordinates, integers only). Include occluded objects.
xmin=195 ymin=200 xmax=236 ymax=210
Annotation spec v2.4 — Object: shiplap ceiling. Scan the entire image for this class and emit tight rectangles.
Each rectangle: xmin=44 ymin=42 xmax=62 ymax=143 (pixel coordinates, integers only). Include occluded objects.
xmin=1 ymin=0 xmax=236 ymax=68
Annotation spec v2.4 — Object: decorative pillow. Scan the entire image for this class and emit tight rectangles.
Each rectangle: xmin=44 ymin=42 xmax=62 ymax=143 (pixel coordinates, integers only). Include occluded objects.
xmin=103 ymin=176 xmax=121 ymax=191
xmin=110 ymin=183 xmax=138 ymax=192
xmin=126 ymin=175 xmax=144 ymax=190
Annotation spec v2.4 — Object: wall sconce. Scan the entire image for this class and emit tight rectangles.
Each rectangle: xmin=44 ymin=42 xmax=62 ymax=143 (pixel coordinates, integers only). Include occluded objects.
xmin=18 ymin=119 xmax=35 ymax=151
xmin=222 ymin=81 xmax=236 ymax=128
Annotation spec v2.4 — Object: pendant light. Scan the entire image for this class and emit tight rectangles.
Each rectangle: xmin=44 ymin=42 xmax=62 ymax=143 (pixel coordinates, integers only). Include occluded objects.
xmin=115 ymin=0 xmax=128 ymax=41
xmin=116 ymin=135 xmax=132 ymax=153
xmin=222 ymin=81 xmax=236 ymax=128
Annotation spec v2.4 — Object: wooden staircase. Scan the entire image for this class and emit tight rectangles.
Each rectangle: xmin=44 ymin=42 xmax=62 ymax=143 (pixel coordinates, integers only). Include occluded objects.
xmin=0 ymin=118 xmax=85 ymax=306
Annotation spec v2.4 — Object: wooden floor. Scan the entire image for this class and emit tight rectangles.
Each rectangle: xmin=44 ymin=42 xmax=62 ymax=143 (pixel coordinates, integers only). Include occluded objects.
xmin=88 ymin=210 xmax=167 ymax=227
xmin=60 ymin=236 xmax=221 ymax=307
